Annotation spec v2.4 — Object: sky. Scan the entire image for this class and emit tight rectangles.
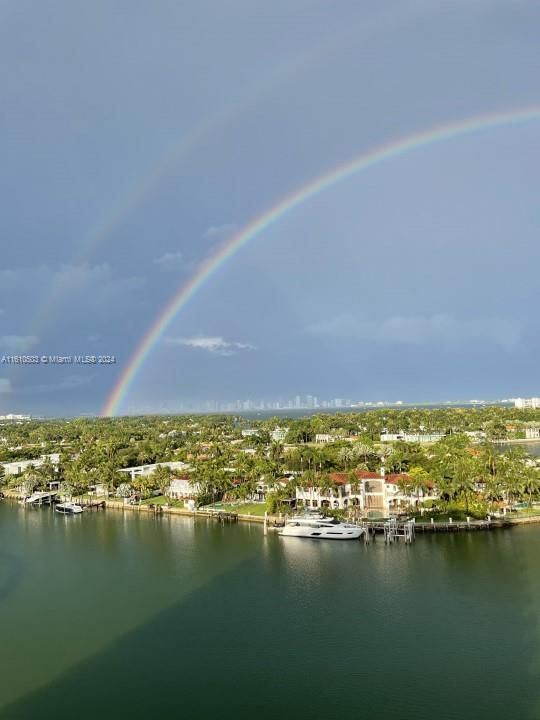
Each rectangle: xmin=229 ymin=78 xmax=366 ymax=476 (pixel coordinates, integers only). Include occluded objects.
xmin=0 ymin=0 xmax=539 ymax=415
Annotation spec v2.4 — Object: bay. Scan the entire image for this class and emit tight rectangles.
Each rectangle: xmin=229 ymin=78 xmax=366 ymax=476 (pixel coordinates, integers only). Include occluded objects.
xmin=1 ymin=501 xmax=540 ymax=719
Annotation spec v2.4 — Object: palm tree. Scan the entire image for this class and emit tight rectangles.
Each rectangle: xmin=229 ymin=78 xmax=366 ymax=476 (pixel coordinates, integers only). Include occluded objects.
xmin=268 ymin=441 xmax=284 ymax=464
xmin=408 ymin=466 xmax=431 ymax=507
xmin=20 ymin=467 xmax=39 ymax=495
xmin=152 ymin=465 xmax=174 ymax=498
xmin=522 ymin=466 xmax=540 ymax=507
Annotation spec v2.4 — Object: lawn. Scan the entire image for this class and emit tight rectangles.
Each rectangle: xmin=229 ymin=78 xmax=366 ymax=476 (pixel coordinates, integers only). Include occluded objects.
xmin=140 ymin=495 xmax=186 ymax=508
xmin=202 ymin=501 xmax=268 ymax=516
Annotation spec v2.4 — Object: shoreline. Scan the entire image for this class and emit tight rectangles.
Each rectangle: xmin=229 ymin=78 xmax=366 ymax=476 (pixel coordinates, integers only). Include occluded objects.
xmin=4 ymin=491 xmax=540 ymax=529
xmin=1 ymin=491 xmax=270 ymax=525
xmin=105 ymin=498 xmax=269 ymax=525
xmin=494 ymin=438 xmax=540 ymax=445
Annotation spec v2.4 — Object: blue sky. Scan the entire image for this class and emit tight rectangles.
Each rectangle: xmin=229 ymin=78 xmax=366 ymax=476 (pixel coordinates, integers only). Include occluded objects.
xmin=0 ymin=0 xmax=539 ymax=415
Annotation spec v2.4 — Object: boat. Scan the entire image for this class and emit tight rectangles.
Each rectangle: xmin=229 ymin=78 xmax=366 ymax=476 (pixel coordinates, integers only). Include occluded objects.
xmin=279 ymin=514 xmax=363 ymax=540
xmin=55 ymin=502 xmax=84 ymax=515
xmin=24 ymin=491 xmax=57 ymax=505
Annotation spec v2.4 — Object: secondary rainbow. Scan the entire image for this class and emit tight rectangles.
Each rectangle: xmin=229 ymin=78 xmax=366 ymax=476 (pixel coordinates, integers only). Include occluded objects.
xmin=101 ymin=105 xmax=540 ymax=416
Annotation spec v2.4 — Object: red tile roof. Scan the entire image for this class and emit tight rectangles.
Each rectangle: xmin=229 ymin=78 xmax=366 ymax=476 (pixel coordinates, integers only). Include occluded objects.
xmin=385 ymin=473 xmax=409 ymax=485
xmin=329 ymin=470 xmax=383 ymax=485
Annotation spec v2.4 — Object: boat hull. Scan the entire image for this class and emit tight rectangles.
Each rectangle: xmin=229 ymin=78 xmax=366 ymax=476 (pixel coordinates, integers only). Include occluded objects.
xmin=55 ymin=504 xmax=84 ymax=515
xmin=279 ymin=526 xmax=362 ymax=540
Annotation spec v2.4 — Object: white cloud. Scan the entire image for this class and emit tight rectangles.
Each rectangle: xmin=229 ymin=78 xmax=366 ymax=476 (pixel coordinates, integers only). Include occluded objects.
xmin=153 ymin=251 xmax=184 ymax=270
xmin=0 ymin=335 xmax=39 ymax=351
xmin=165 ymin=335 xmax=255 ymax=356
xmin=0 ymin=378 xmax=11 ymax=393
xmin=307 ymin=313 xmax=523 ymax=351
xmin=204 ymin=224 xmax=237 ymax=239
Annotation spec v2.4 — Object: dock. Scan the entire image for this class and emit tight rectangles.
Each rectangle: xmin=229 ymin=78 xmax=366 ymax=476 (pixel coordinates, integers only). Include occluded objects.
xmin=22 ymin=491 xmax=57 ymax=506
xmin=358 ymin=517 xmax=509 ymax=543
xmin=204 ymin=510 xmax=238 ymax=523
xmin=77 ymin=499 xmax=106 ymax=511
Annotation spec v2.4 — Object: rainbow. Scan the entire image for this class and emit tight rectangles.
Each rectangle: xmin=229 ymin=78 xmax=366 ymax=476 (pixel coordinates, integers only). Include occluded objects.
xmin=101 ymin=105 xmax=540 ymax=416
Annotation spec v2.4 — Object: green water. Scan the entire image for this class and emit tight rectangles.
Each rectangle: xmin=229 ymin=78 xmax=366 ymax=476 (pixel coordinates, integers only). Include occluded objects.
xmin=1 ymin=502 xmax=540 ymax=719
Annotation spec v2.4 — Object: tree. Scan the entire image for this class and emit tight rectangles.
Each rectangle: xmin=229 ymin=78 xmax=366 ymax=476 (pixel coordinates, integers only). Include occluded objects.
xmin=59 ymin=481 xmax=75 ymax=499
xmin=522 ymin=466 xmax=540 ymax=506
xmin=116 ymin=482 xmax=133 ymax=499
xmin=152 ymin=465 xmax=174 ymax=497
xmin=133 ymin=473 xmax=154 ymax=498
xmin=20 ymin=468 xmax=39 ymax=495
xmin=408 ymin=466 xmax=431 ymax=507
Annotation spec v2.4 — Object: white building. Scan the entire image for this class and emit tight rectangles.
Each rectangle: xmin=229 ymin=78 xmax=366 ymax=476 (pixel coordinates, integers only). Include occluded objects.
xmin=515 ymin=398 xmax=540 ymax=409
xmin=241 ymin=429 xmax=259 ymax=438
xmin=118 ymin=461 xmax=191 ymax=482
xmin=525 ymin=426 xmax=540 ymax=440
xmin=380 ymin=432 xmax=445 ymax=444
xmin=1 ymin=453 xmax=60 ymax=476
xmin=167 ymin=477 xmax=200 ymax=499
xmin=295 ymin=470 xmax=437 ymax=513
xmin=271 ymin=427 xmax=289 ymax=442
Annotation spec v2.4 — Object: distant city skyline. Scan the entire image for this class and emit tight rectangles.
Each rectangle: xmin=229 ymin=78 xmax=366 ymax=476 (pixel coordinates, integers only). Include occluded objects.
xmin=114 ymin=393 xmax=522 ymax=416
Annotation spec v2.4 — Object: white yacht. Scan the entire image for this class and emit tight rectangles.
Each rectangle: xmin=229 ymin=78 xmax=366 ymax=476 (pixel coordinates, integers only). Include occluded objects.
xmin=279 ymin=514 xmax=363 ymax=540
xmin=55 ymin=502 xmax=84 ymax=515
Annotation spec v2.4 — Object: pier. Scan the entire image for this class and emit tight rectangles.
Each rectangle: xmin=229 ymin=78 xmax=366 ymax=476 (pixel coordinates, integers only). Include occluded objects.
xmin=76 ymin=499 xmax=106 ymax=511
xmin=206 ymin=510 xmax=238 ymax=523
xmin=22 ymin=491 xmax=57 ymax=506
xmin=358 ymin=517 xmax=507 ymax=543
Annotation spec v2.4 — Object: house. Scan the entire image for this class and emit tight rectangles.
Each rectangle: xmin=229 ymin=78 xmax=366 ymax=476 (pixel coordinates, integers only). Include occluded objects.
xmin=295 ymin=470 xmax=384 ymax=512
xmin=88 ymin=482 xmax=109 ymax=496
xmin=118 ymin=461 xmax=190 ymax=482
xmin=525 ymin=426 xmax=540 ymax=440
xmin=167 ymin=477 xmax=200 ymax=500
xmin=241 ymin=429 xmax=259 ymax=438
xmin=1 ymin=453 xmax=60 ymax=476
xmin=295 ymin=469 xmax=438 ymax=514
xmin=271 ymin=427 xmax=289 ymax=442
xmin=383 ymin=474 xmax=438 ymax=511
xmin=515 ymin=397 xmax=540 ymax=409
xmin=250 ymin=476 xmax=293 ymax=502
xmin=315 ymin=434 xmax=333 ymax=444
xmin=380 ymin=432 xmax=445 ymax=444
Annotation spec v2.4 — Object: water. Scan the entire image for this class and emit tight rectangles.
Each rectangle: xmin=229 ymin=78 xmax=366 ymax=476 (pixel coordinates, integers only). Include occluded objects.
xmin=496 ymin=442 xmax=540 ymax=456
xmin=1 ymin=502 xmax=540 ymax=719
xmin=523 ymin=442 xmax=540 ymax=457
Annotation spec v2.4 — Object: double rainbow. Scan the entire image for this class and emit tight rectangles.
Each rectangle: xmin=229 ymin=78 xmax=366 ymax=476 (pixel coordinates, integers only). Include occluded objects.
xmin=101 ymin=106 xmax=540 ymax=416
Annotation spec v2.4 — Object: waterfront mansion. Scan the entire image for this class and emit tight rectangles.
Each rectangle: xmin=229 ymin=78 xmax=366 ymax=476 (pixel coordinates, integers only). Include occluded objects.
xmin=295 ymin=470 xmax=437 ymax=514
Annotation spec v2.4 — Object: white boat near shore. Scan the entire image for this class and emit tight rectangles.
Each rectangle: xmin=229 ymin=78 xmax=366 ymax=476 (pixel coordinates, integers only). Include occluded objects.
xmin=279 ymin=514 xmax=363 ymax=540
xmin=55 ymin=502 xmax=84 ymax=515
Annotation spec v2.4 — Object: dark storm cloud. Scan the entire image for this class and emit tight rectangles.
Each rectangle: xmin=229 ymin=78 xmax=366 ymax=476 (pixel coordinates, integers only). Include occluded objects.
xmin=0 ymin=0 xmax=539 ymax=413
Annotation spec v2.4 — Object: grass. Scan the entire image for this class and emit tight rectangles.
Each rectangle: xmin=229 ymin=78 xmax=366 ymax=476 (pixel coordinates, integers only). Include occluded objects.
xmin=139 ymin=495 xmax=186 ymax=508
xmin=412 ymin=509 xmax=486 ymax=523
xmin=201 ymin=501 xmax=268 ymax=516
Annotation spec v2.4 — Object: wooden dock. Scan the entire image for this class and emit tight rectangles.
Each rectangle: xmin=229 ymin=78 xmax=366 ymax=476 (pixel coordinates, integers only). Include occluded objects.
xmin=360 ymin=517 xmax=509 ymax=540
xmin=77 ymin=499 xmax=106 ymax=511
xmin=205 ymin=510 xmax=238 ymax=523
xmin=22 ymin=491 xmax=58 ymax=506
xmin=363 ymin=519 xmax=491 ymax=533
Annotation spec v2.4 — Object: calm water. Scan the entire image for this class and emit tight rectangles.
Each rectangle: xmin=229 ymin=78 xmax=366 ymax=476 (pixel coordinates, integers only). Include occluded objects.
xmin=1 ymin=502 xmax=540 ymax=719
xmin=497 ymin=442 xmax=540 ymax=457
